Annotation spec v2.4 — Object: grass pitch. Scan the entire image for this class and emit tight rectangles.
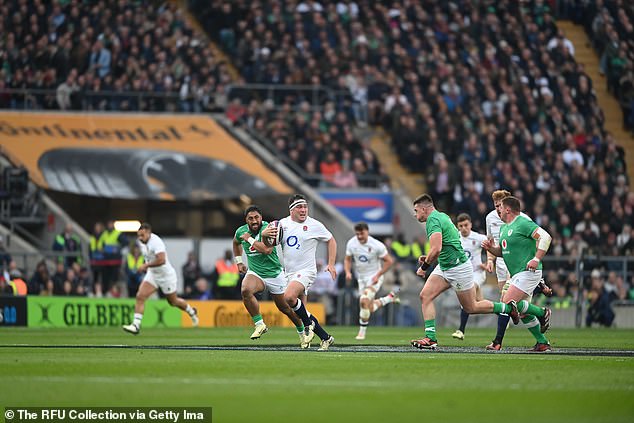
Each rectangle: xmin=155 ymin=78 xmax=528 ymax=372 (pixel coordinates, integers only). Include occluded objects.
xmin=1 ymin=326 xmax=633 ymax=423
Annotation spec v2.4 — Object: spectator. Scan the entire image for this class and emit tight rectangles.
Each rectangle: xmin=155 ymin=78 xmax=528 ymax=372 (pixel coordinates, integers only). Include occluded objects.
xmin=125 ymin=244 xmax=145 ymax=298
xmin=211 ymin=249 xmax=241 ymax=300
xmin=182 ymin=251 xmax=202 ymax=297
xmin=52 ymin=223 xmax=82 ymax=268
xmin=28 ymin=260 xmax=51 ymax=295
xmin=586 ymin=269 xmax=616 ymax=328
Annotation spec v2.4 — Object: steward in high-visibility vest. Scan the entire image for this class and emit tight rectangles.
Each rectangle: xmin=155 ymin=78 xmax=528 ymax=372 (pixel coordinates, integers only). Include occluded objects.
xmin=391 ymin=234 xmax=411 ymax=262
xmin=215 ymin=258 xmax=240 ymax=287
xmin=126 ymin=246 xmax=145 ymax=297
xmin=52 ymin=224 xmax=83 ymax=267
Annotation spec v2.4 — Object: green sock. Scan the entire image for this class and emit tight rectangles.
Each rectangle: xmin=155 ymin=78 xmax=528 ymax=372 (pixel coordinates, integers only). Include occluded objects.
xmin=296 ymin=324 xmax=304 ymax=333
xmin=252 ymin=314 xmax=263 ymax=325
xmin=522 ymin=316 xmax=548 ymax=343
xmin=518 ymin=300 xmax=545 ymax=317
xmin=424 ymin=319 xmax=437 ymax=341
xmin=493 ymin=302 xmax=511 ymax=314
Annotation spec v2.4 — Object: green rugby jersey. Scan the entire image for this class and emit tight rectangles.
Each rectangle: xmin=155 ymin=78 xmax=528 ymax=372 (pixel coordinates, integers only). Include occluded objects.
xmin=425 ymin=209 xmax=468 ymax=270
xmin=234 ymin=222 xmax=283 ymax=279
xmin=499 ymin=215 xmax=542 ymax=277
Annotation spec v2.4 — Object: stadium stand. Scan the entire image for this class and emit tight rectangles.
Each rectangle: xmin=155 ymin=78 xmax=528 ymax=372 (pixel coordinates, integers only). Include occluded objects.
xmin=188 ymin=0 xmax=633 ymax=303
xmin=0 ymin=1 xmax=632 ymax=310
xmin=573 ymin=0 xmax=634 ymax=133
xmin=0 ymin=0 xmax=231 ymax=112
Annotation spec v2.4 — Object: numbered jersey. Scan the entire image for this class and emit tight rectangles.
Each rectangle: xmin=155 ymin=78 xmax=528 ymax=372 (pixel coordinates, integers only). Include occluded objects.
xmin=234 ymin=222 xmax=283 ymax=279
xmin=279 ymin=216 xmax=332 ymax=274
xmin=138 ymin=233 xmax=174 ymax=277
xmin=345 ymin=235 xmax=388 ymax=280
xmin=460 ymin=230 xmax=487 ymax=273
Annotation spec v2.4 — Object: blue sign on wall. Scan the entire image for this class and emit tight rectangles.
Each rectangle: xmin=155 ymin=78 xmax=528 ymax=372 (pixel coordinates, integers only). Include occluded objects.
xmin=321 ymin=191 xmax=393 ymax=234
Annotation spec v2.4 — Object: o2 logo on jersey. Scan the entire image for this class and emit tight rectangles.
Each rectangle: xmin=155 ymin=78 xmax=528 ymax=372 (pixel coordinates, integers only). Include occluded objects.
xmin=359 ymin=255 xmax=369 ymax=263
xmin=286 ymin=235 xmax=300 ymax=250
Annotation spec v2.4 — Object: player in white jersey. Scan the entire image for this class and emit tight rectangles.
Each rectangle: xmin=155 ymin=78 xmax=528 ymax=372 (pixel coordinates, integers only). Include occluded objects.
xmin=123 ymin=222 xmax=198 ymax=335
xmin=451 ymin=213 xmax=488 ymax=340
xmin=344 ymin=222 xmax=397 ymax=340
xmin=484 ymin=190 xmax=552 ymax=350
xmin=263 ymin=194 xmax=336 ymax=351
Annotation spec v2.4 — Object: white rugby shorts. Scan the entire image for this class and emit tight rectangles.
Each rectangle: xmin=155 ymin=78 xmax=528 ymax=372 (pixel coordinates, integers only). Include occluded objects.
xmin=429 ymin=261 xmax=474 ymax=291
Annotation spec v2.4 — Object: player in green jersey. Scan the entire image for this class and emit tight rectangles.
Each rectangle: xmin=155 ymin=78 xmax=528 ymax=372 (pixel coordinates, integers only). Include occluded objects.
xmin=410 ymin=194 xmax=519 ymax=350
xmin=233 ymin=205 xmax=306 ymax=343
xmin=482 ymin=196 xmax=553 ymax=352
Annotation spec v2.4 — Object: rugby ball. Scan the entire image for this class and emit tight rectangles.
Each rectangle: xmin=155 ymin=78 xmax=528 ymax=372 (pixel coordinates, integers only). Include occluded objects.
xmin=265 ymin=220 xmax=283 ymax=246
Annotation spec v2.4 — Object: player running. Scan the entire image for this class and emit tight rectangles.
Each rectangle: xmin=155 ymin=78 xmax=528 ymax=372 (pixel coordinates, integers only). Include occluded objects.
xmin=482 ymin=196 xmax=553 ymax=352
xmin=344 ymin=222 xmax=397 ymax=340
xmin=409 ymin=194 xmax=537 ymax=350
xmin=123 ymin=222 xmax=198 ymax=334
xmin=263 ymin=194 xmax=336 ymax=351
xmin=233 ymin=205 xmax=308 ymax=343
xmin=485 ymin=190 xmax=553 ymax=350
xmin=451 ymin=213 xmax=488 ymax=341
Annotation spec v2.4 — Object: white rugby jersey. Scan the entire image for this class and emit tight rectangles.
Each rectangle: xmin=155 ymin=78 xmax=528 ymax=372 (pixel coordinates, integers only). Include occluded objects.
xmin=460 ymin=230 xmax=488 ymax=272
xmin=138 ymin=233 xmax=174 ymax=277
xmin=486 ymin=210 xmax=531 ymax=243
xmin=345 ymin=235 xmax=389 ymax=280
xmin=279 ymin=216 xmax=332 ymax=274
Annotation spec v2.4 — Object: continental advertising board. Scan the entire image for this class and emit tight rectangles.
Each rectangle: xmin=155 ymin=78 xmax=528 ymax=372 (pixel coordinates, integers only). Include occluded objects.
xmin=0 ymin=112 xmax=291 ymax=200
xmin=183 ymin=300 xmax=325 ymax=328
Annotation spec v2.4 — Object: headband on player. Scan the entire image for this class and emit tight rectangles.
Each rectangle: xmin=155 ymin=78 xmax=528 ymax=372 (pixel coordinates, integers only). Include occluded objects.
xmin=289 ymin=199 xmax=308 ymax=211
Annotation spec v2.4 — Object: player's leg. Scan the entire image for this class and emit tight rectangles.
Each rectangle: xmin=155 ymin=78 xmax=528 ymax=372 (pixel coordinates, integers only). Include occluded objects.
xmin=122 ymin=280 xmax=156 ymax=334
xmin=356 ymin=278 xmax=375 ymax=339
xmin=159 ymin=270 xmax=198 ymax=326
xmin=488 ymin=258 xmax=512 ymax=350
xmin=242 ymin=273 xmax=269 ymax=336
xmin=411 ymin=270 xmax=450 ymax=349
xmin=454 ymin=274 xmax=483 ymax=340
xmin=241 ymin=272 xmax=268 ymax=339
xmin=299 ymin=291 xmax=333 ymax=347
xmin=508 ymin=271 xmax=552 ymax=338
xmin=370 ymin=277 xmax=399 ymax=315
xmin=271 ymin=293 xmax=304 ymax=332
xmin=505 ymin=283 xmax=551 ymax=351
xmin=267 ymin=273 xmax=305 ymax=338
xmin=284 ymin=278 xmax=315 ymax=348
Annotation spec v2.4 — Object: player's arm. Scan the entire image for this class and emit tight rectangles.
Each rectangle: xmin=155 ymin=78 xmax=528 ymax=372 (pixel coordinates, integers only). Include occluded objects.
xmin=139 ymin=251 xmax=165 ymax=272
xmin=344 ymin=255 xmax=353 ymax=281
xmin=239 ymin=232 xmax=274 ymax=255
xmin=527 ymin=226 xmax=552 ymax=271
xmin=232 ymin=237 xmax=247 ymax=273
xmin=481 ymin=238 xmax=502 ymax=257
xmin=326 ymin=236 xmax=337 ymax=280
xmin=372 ymin=253 xmax=394 ymax=284
xmin=417 ymin=232 xmax=441 ymax=277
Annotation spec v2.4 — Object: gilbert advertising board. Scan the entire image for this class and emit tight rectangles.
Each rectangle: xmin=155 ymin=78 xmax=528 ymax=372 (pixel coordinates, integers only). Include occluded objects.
xmin=27 ymin=296 xmax=182 ymax=328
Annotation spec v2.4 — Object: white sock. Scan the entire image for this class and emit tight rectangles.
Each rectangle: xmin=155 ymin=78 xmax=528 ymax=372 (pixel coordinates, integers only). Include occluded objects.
xmin=255 ymin=320 xmax=266 ymax=326
xmin=379 ymin=295 xmax=394 ymax=306
xmin=186 ymin=305 xmax=195 ymax=316
xmin=358 ymin=326 xmax=367 ymax=336
xmin=133 ymin=313 xmax=143 ymax=327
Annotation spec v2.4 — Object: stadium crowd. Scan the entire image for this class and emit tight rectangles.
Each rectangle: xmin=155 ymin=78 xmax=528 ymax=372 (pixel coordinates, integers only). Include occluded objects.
xmin=190 ymin=0 xmax=634 ymax=305
xmin=1 ymin=1 xmax=633 ymax=324
xmin=0 ymin=0 xmax=231 ymax=112
xmin=570 ymin=0 xmax=634 ymax=133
